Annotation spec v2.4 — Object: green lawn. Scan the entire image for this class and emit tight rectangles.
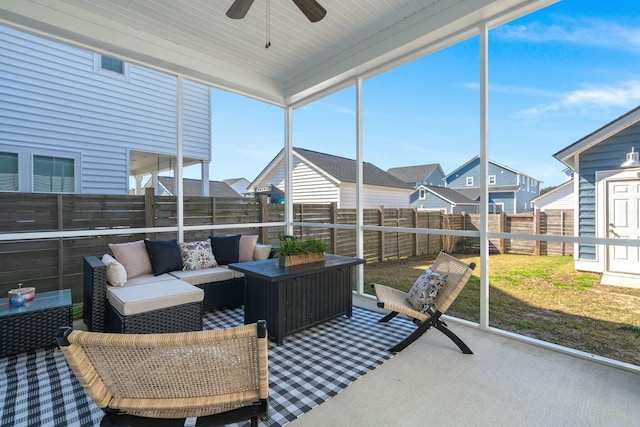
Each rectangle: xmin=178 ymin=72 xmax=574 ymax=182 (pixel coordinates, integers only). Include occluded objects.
xmin=364 ymin=254 xmax=640 ymax=365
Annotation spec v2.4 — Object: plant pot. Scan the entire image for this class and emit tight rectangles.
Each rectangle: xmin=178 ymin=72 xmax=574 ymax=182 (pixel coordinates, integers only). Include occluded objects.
xmin=279 ymin=252 xmax=325 ymax=268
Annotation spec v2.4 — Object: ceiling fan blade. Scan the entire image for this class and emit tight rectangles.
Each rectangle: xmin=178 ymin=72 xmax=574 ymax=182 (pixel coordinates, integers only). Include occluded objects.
xmin=226 ymin=0 xmax=255 ymax=19
xmin=292 ymin=0 xmax=326 ymax=22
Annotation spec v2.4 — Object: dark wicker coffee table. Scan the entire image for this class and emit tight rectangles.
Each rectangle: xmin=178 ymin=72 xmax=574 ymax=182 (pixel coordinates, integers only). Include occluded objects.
xmin=0 ymin=289 xmax=72 ymax=357
xmin=229 ymin=255 xmax=365 ymax=345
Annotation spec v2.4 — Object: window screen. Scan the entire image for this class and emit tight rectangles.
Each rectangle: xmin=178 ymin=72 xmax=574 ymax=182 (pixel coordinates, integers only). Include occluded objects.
xmin=33 ymin=155 xmax=74 ymax=192
xmin=0 ymin=152 xmax=18 ymax=191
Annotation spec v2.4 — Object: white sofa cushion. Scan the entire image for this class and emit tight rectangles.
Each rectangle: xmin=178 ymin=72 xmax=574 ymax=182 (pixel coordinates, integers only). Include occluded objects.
xmin=169 ymin=267 xmax=235 ymax=286
xmin=121 ymin=273 xmax=175 ymax=287
xmin=102 ymin=254 xmax=127 ymax=287
xmin=107 ymin=279 xmax=203 ymax=316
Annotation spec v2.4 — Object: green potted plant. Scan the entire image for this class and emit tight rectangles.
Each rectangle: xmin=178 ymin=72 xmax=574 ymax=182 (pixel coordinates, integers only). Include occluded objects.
xmin=275 ymin=235 xmax=329 ymax=267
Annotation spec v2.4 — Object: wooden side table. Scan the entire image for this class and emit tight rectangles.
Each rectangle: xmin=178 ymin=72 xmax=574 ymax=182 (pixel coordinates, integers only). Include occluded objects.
xmin=0 ymin=289 xmax=72 ymax=357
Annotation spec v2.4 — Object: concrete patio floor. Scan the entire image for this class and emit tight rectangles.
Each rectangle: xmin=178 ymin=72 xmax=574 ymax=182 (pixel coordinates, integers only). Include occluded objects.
xmin=289 ymin=295 xmax=640 ymax=427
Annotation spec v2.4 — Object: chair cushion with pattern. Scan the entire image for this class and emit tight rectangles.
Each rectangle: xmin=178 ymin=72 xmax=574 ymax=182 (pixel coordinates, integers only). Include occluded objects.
xmin=406 ymin=268 xmax=448 ymax=313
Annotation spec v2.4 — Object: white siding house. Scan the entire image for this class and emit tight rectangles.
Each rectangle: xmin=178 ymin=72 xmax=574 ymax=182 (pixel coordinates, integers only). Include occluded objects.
xmin=250 ymin=148 xmax=412 ymax=208
xmin=531 ymin=180 xmax=574 ymax=211
xmin=0 ymin=26 xmax=211 ymax=195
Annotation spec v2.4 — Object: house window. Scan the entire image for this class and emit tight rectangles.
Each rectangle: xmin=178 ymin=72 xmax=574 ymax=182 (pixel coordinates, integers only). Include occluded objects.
xmin=488 ymin=175 xmax=496 ymax=185
xmin=94 ymin=54 xmax=130 ymax=80
xmin=0 ymin=152 xmax=19 ymax=191
xmin=101 ymin=55 xmax=124 ymax=74
xmin=466 ymin=177 xmax=473 ymax=186
xmin=33 ymin=155 xmax=75 ymax=193
xmin=419 ymin=189 xmax=426 ymax=200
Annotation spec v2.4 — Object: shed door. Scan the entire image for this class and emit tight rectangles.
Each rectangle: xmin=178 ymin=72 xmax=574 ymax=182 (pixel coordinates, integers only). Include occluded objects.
xmin=607 ymin=179 xmax=640 ymax=274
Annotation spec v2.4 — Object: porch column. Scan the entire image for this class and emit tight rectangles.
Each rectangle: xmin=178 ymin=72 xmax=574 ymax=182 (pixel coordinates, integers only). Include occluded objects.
xmin=284 ymin=107 xmax=293 ymax=235
xmin=479 ymin=22 xmax=490 ymax=330
xmin=355 ymin=77 xmax=364 ymax=294
xmin=201 ymin=160 xmax=210 ymax=196
xmin=176 ymin=75 xmax=184 ymax=242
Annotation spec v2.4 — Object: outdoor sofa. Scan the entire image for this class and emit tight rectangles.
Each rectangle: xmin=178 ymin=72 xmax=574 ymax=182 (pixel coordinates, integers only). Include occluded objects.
xmin=83 ymin=235 xmax=272 ymax=334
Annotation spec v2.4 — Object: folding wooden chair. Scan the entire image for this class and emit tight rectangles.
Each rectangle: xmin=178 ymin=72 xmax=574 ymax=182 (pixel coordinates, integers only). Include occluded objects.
xmin=371 ymin=251 xmax=476 ymax=353
xmin=57 ymin=321 xmax=269 ymax=427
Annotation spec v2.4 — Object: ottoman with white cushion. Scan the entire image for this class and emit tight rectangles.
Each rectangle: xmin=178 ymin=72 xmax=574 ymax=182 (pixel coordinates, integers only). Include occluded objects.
xmin=105 ymin=279 xmax=204 ymax=334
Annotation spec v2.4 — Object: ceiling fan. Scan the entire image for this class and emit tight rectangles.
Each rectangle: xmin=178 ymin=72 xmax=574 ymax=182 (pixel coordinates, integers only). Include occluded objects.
xmin=226 ymin=0 xmax=327 ymax=23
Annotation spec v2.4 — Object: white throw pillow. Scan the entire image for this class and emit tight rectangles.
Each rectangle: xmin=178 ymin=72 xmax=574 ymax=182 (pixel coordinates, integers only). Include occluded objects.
xmin=253 ymin=243 xmax=272 ymax=261
xmin=102 ymin=254 xmax=127 ymax=286
xmin=405 ymin=268 xmax=448 ymax=313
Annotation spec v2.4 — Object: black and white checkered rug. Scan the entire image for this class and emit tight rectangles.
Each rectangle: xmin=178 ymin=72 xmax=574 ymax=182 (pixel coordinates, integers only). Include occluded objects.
xmin=1 ymin=306 xmax=415 ymax=427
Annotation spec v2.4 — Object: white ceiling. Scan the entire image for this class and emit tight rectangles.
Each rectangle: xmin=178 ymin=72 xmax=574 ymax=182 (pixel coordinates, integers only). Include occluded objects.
xmin=0 ymin=0 xmax=557 ymax=107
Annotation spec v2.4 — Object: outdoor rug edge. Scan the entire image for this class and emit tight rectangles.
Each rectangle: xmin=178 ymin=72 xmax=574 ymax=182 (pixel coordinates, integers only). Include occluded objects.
xmin=1 ymin=306 xmax=415 ymax=427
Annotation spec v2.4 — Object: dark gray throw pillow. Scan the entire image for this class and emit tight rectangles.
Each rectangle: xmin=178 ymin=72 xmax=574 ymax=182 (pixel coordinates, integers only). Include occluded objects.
xmin=144 ymin=239 xmax=183 ymax=275
xmin=210 ymin=235 xmax=241 ymax=265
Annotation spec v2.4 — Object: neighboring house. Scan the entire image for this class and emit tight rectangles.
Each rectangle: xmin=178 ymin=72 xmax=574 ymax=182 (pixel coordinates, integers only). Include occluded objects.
xmin=445 ymin=156 xmax=541 ymax=214
xmin=224 ymin=178 xmax=251 ymax=196
xmin=0 ymin=26 xmax=211 ymax=195
xmin=386 ymin=164 xmax=445 ymax=188
xmin=553 ymin=105 xmax=640 ymax=286
xmin=146 ymin=177 xmax=242 ymax=198
xmin=249 ymin=147 xmax=413 ymax=209
xmin=531 ymin=180 xmax=574 ymax=211
xmin=410 ymin=185 xmax=478 ymax=214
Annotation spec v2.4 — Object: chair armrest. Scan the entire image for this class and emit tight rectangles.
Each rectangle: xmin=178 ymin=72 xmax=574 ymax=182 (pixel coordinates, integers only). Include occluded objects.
xmin=83 ymin=255 xmax=108 ymax=332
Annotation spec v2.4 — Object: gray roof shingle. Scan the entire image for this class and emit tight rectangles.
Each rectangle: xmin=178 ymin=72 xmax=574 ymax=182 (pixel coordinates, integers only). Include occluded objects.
xmin=387 ymin=164 xmax=440 ymax=183
xmin=293 ymin=147 xmax=412 ymax=189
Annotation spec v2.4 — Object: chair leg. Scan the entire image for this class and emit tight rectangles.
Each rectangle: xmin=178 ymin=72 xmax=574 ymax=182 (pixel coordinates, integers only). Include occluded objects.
xmin=378 ymin=311 xmax=399 ymax=323
xmin=388 ymin=321 xmax=433 ymax=353
xmin=434 ymin=319 xmax=473 ymax=354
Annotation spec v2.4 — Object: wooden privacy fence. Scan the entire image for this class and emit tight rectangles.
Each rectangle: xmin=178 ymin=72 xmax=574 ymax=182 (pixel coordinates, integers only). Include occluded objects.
xmin=0 ymin=191 xmax=572 ymax=302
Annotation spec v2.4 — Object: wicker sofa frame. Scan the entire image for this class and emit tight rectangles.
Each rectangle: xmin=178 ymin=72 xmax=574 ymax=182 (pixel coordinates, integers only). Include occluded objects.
xmin=83 ymin=256 xmax=243 ymax=334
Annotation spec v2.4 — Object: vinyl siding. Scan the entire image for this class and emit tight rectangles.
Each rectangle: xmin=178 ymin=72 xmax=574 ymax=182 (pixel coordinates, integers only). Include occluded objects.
xmin=533 ymin=183 xmax=573 ymax=211
xmin=341 ymin=183 xmax=410 ymax=209
xmin=0 ymin=26 xmax=210 ymax=194
xmin=260 ymin=157 xmax=340 ymax=204
xmin=410 ymin=191 xmax=451 ymax=212
xmin=576 ymin=123 xmax=640 ymax=260
xmin=254 ymin=157 xmax=408 ymax=208
xmin=447 ymin=160 xmax=518 ymax=188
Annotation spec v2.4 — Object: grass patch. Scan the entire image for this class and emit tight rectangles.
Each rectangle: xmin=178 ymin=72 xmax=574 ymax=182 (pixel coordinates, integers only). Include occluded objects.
xmin=364 ymin=254 xmax=640 ymax=366
xmin=72 ymin=303 xmax=83 ymax=321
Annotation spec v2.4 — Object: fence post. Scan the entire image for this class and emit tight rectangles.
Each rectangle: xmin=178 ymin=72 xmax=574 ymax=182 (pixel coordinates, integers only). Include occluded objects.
xmin=561 ymin=210 xmax=566 ymax=256
xmin=499 ymin=212 xmax=506 ymax=254
xmin=58 ymin=194 xmax=64 ymax=289
xmin=534 ymin=208 xmax=541 ymax=256
xmin=145 ymin=187 xmax=156 ymax=239
xmin=330 ymin=202 xmax=338 ymax=255
xmin=259 ymin=195 xmax=269 ymax=243
xmin=378 ymin=205 xmax=385 ymax=262
xmin=413 ymin=209 xmax=418 ymax=256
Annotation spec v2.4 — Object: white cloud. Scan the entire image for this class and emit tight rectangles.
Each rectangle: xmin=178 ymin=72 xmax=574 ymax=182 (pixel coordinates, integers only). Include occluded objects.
xmin=516 ymin=80 xmax=640 ymax=118
xmin=459 ymin=82 xmax=557 ymax=97
xmin=312 ymin=101 xmax=355 ymax=116
xmin=495 ymin=17 xmax=640 ymax=52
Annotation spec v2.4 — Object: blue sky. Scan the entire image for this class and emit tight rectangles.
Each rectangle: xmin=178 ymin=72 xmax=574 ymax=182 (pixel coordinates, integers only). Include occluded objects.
xmin=202 ymin=0 xmax=640 ymax=188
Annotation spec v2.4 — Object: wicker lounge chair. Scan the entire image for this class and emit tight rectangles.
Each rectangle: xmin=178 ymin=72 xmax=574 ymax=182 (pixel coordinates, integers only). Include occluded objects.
xmin=371 ymin=251 xmax=476 ymax=353
xmin=56 ymin=321 xmax=269 ymax=426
